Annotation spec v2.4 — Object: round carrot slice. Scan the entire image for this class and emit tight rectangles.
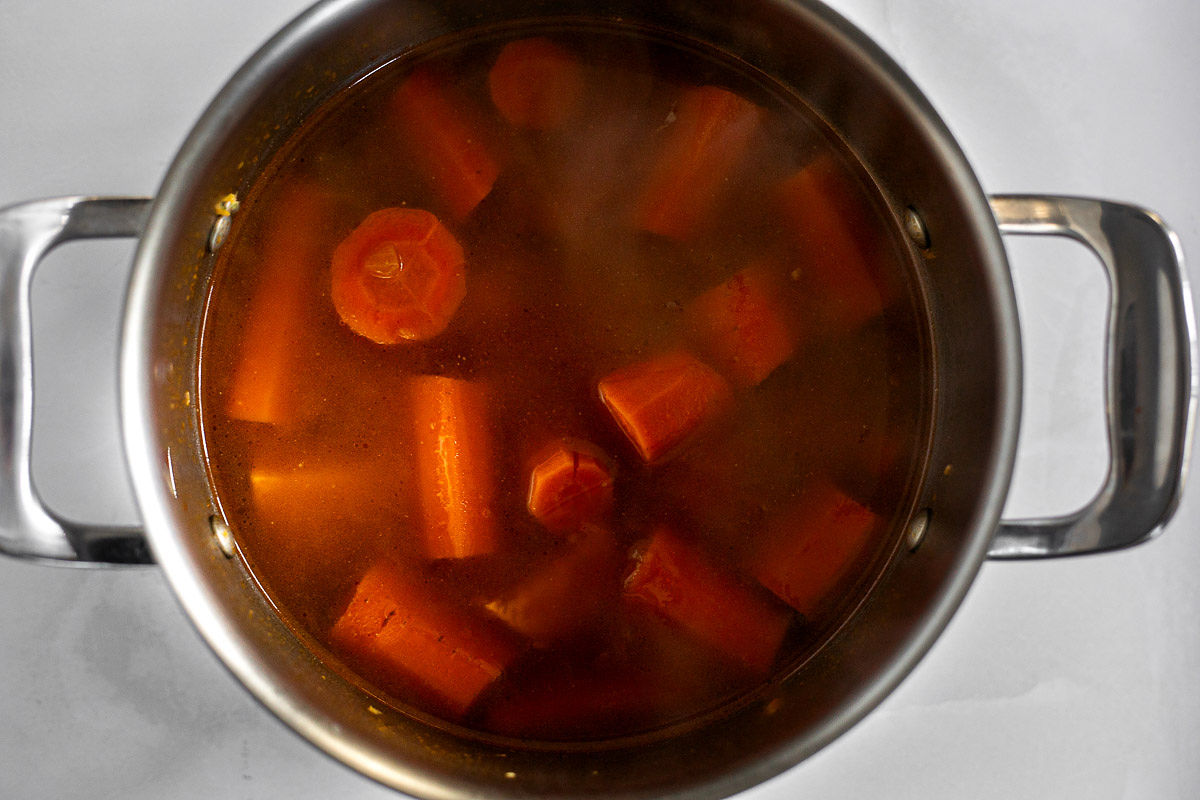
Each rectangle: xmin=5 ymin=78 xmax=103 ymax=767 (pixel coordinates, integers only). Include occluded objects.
xmin=488 ymin=37 xmax=585 ymax=131
xmin=331 ymin=207 xmax=467 ymax=343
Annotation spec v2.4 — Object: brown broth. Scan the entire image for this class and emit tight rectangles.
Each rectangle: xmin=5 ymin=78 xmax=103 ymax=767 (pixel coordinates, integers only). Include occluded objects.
xmin=199 ymin=25 xmax=931 ymax=744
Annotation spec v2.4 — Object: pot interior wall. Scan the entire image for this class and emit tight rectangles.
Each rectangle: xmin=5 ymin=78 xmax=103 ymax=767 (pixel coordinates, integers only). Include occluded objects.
xmin=123 ymin=1 xmax=1018 ymax=798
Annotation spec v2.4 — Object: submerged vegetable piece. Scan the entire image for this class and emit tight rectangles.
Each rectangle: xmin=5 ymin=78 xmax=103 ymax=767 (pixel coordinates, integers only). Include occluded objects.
xmin=777 ymin=155 xmax=885 ymax=331
xmin=633 ymin=84 xmax=765 ymax=240
xmin=411 ymin=375 xmax=499 ymax=559
xmin=330 ymin=560 xmax=521 ymax=718
xmin=598 ymin=350 xmax=733 ymax=463
xmin=485 ymin=524 xmax=621 ymax=644
xmin=526 ymin=439 xmax=615 ymax=533
xmin=749 ymin=481 xmax=882 ymax=617
xmin=249 ymin=457 xmax=400 ymax=532
xmin=625 ymin=527 xmax=791 ymax=675
xmin=391 ymin=67 xmax=501 ymax=219
xmin=488 ymin=37 xmax=585 ymax=130
xmin=484 ymin=666 xmax=660 ymax=740
xmin=244 ymin=455 xmax=401 ymax=609
xmin=331 ymin=207 xmax=467 ymax=344
xmin=685 ymin=264 xmax=801 ymax=388
xmin=225 ymin=183 xmax=325 ymax=425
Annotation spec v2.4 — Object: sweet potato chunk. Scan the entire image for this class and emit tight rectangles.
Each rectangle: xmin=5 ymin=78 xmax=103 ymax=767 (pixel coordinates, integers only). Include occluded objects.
xmin=777 ymin=155 xmax=885 ymax=330
xmin=330 ymin=561 xmax=520 ymax=718
xmin=225 ymin=183 xmax=325 ymax=425
xmin=685 ymin=264 xmax=801 ymax=388
xmin=624 ymin=527 xmax=791 ymax=674
xmin=243 ymin=455 xmax=404 ymax=606
xmin=749 ymin=481 xmax=881 ymax=616
xmin=392 ymin=67 xmax=501 ymax=220
xmin=410 ymin=375 xmax=499 ymax=559
xmin=598 ymin=350 xmax=733 ymax=463
xmin=526 ymin=439 xmax=615 ymax=533
xmin=633 ymin=85 xmax=765 ymax=240
xmin=249 ymin=458 xmax=400 ymax=532
xmin=488 ymin=37 xmax=585 ymax=131
xmin=485 ymin=524 xmax=620 ymax=643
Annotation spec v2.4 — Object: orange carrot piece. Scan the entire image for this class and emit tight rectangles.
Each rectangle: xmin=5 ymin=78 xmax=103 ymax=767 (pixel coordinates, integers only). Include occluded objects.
xmin=225 ymin=184 xmax=325 ymax=425
xmin=684 ymin=263 xmax=802 ymax=388
xmin=777 ymin=155 xmax=885 ymax=330
xmin=624 ymin=527 xmax=791 ymax=675
xmin=330 ymin=561 xmax=520 ymax=718
xmin=598 ymin=350 xmax=733 ymax=463
xmin=488 ymin=37 xmax=585 ymax=131
xmin=633 ymin=85 xmax=765 ymax=240
xmin=485 ymin=524 xmax=620 ymax=643
xmin=526 ymin=439 xmax=615 ymax=533
xmin=748 ymin=481 xmax=881 ymax=617
xmin=410 ymin=375 xmax=499 ymax=560
xmin=391 ymin=67 xmax=501 ymax=220
xmin=331 ymin=207 xmax=466 ymax=344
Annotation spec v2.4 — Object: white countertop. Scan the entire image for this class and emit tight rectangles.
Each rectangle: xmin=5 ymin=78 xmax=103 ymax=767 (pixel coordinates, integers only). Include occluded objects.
xmin=1 ymin=1 xmax=1197 ymax=797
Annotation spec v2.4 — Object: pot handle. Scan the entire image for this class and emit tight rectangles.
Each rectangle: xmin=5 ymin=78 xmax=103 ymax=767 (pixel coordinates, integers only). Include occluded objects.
xmin=0 ymin=196 xmax=155 ymax=564
xmin=987 ymin=195 xmax=1196 ymax=558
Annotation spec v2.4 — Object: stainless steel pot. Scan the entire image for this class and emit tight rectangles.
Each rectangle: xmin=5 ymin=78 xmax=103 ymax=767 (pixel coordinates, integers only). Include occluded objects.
xmin=0 ymin=1 xmax=1193 ymax=798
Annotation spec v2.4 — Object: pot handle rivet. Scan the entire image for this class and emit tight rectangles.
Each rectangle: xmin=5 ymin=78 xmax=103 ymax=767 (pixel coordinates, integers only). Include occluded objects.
xmin=207 ymin=193 xmax=240 ymax=253
xmin=906 ymin=508 xmax=931 ymax=551
xmin=903 ymin=206 xmax=930 ymax=250
xmin=210 ymin=515 xmax=236 ymax=558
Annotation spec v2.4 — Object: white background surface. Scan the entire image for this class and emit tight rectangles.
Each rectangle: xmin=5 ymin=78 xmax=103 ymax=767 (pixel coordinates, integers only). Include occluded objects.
xmin=1 ymin=1 xmax=1197 ymax=797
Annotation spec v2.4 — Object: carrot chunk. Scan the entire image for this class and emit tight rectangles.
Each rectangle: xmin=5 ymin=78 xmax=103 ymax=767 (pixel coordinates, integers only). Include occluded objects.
xmin=488 ymin=37 xmax=585 ymax=131
xmin=485 ymin=524 xmax=620 ymax=643
xmin=598 ymin=350 xmax=732 ymax=463
xmin=624 ymin=527 xmax=791 ymax=675
xmin=748 ymin=481 xmax=882 ymax=617
xmin=410 ymin=375 xmax=499 ymax=560
xmin=331 ymin=207 xmax=466 ymax=344
xmin=330 ymin=561 xmax=520 ymax=718
xmin=777 ymin=155 xmax=886 ymax=330
xmin=526 ymin=439 xmax=615 ymax=533
xmin=391 ymin=67 xmax=501 ymax=220
xmin=225 ymin=183 xmax=325 ymax=425
xmin=633 ymin=85 xmax=765 ymax=240
xmin=684 ymin=263 xmax=801 ymax=388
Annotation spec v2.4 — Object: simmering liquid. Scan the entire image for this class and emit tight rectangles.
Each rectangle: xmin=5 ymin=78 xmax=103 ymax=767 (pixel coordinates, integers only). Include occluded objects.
xmin=199 ymin=25 xmax=930 ymax=743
